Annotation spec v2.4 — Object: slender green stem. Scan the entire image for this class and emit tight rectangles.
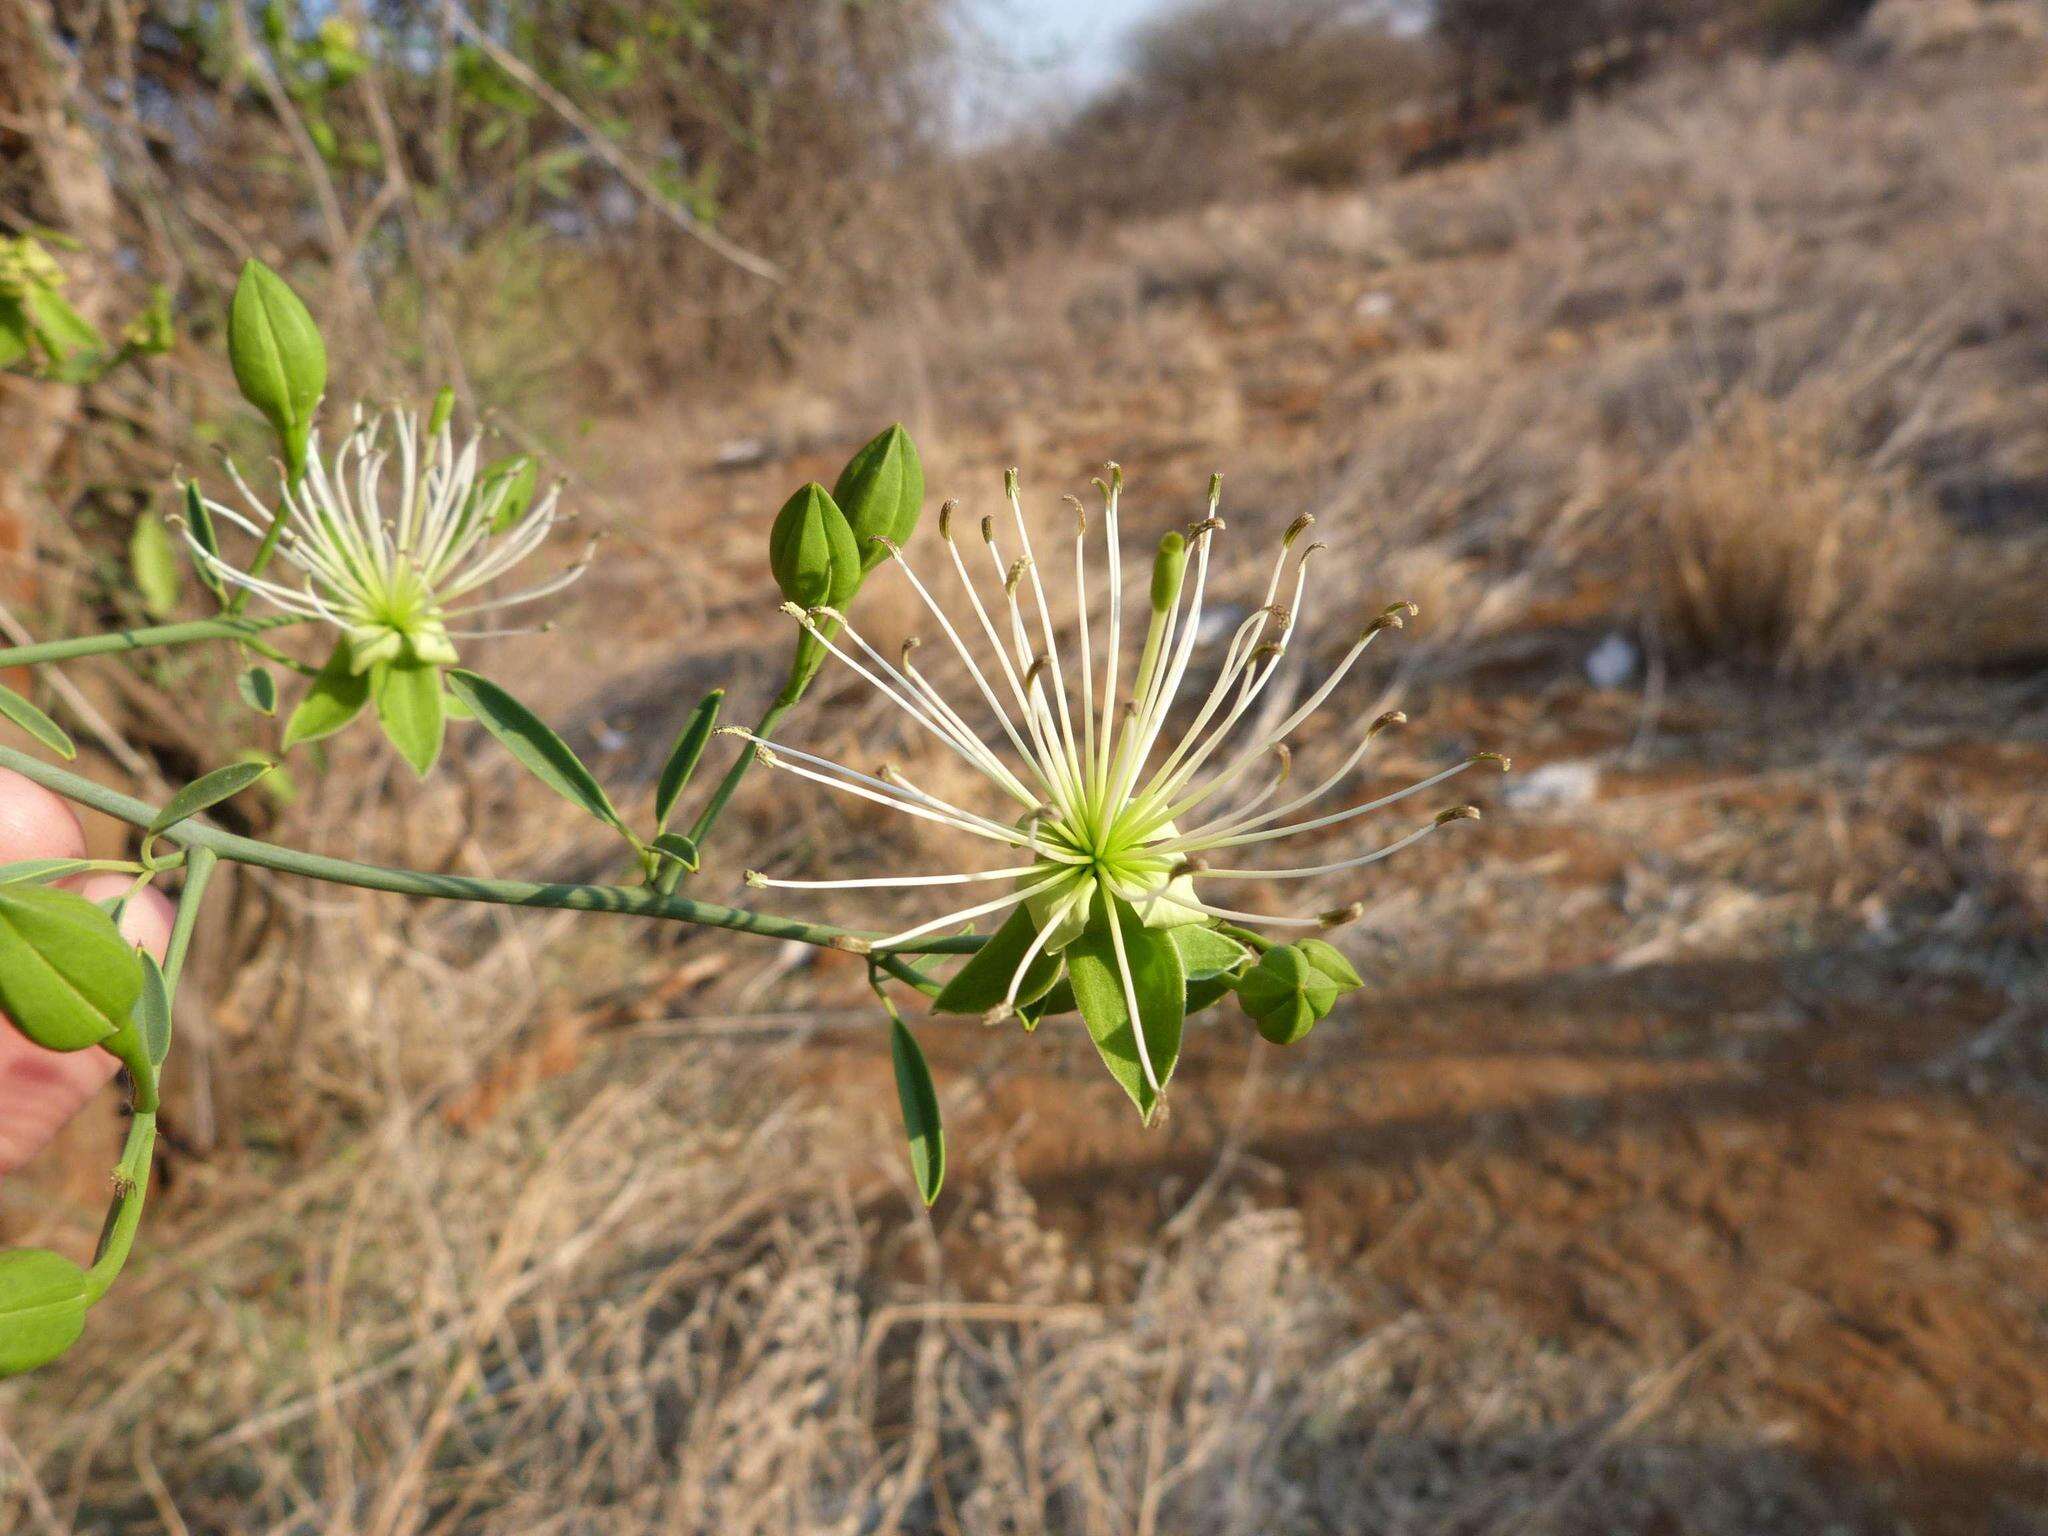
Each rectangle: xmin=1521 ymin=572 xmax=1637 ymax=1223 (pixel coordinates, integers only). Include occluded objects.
xmin=84 ymin=1111 xmax=156 ymax=1305
xmin=0 ymin=743 xmax=980 ymax=957
xmin=0 ymin=614 xmax=303 ymax=670
xmin=1218 ymin=921 xmax=1273 ymax=955
xmin=163 ymin=847 xmax=218 ymax=991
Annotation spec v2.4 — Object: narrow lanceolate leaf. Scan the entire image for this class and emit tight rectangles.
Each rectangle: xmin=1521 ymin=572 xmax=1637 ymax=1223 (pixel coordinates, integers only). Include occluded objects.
xmin=445 ymin=670 xmax=626 ymax=834
xmin=1065 ymin=898 xmax=1187 ymax=1121
xmin=373 ymin=659 xmax=445 ymax=778
xmin=654 ymin=688 xmax=723 ymax=829
xmin=147 ymin=759 xmax=271 ymax=837
xmin=228 ymin=259 xmax=326 ymax=469
xmin=0 ymin=885 xmax=146 ymax=1052
xmin=135 ymin=950 xmax=174 ymax=1069
xmin=0 ymin=1249 xmax=90 ymax=1378
xmin=888 ymin=1015 xmax=945 ymax=1205
xmin=0 ymin=682 xmax=75 ymax=760
xmin=282 ymin=642 xmax=370 ymax=749
xmin=237 ymin=665 xmax=278 ymax=716
xmin=932 ymin=905 xmax=1062 ymax=1018
xmin=0 ymin=859 xmax=92 ymax=887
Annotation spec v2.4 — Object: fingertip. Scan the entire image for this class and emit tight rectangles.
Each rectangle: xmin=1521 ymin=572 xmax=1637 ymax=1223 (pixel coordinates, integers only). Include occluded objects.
xmin=65 ymin=874 xmax=177 ymax=962
xmin=0 ymin=766 xmax=88 ymax=865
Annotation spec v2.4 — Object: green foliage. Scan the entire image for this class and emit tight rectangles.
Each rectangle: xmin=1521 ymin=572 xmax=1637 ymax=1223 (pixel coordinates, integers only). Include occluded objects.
xmin=148 ymin=760 xmax=273 ymax=838
xmin=888 ymin=1015 xmax=945 ymax=1205
xmin=129 ymin=516 xmax=183 ymax=618
xmin=446 ymin=670 xmax=630 ymax=837
xmin=0 ymin=885 xmax=146 ymax=1053
xmin=0 ymin=682 xmax=76 ymax=760
xmin=476 ymin=455 xmax=540 ymax=533
xmin=655 ymin=689 xmax=724 ymax=829
xmin=932 ymin=906 xmax=1063 ymax=1017
xmin=0 ymin=235 xmax=171 ymax=385
xmin=0 ymin=1249 xmax=90 ymax=1379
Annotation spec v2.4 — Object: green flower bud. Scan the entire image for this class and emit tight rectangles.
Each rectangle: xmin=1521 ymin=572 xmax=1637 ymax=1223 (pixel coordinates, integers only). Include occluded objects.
xmin=1295 ymin=938 xmax=1363 ymax=992
xmin=228 ymin=260 xmax=327 ymax=476
xmin=833 ymin=424 xmax=924 ymax=574
xmin=769 ymin=482 xmax=862 ymax=609
xmin=1150 ymin=530 xmax=1188 ymax=614
xmin=1236 ymin=943 xmax=1343 ymax=1046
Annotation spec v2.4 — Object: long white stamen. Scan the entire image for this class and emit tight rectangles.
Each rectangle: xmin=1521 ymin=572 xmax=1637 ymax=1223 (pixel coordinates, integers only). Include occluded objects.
xmin=1104 ymin=896 xmax=1163 ymax=1100
xmin=872 ymin=873 xmax=1070 ymax=952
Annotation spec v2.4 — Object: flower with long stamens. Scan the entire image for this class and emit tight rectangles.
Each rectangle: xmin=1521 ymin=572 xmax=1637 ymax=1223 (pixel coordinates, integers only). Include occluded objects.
xmin=743 ymin=465 xmax=1506 ymax=1117
xmin=182 ymin=405 xmax=589 ymax=674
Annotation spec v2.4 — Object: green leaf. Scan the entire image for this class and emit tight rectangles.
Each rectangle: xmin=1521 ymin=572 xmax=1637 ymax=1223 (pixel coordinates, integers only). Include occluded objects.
xmin=0 ymin=1249 xmax=89 ymax=1378
xmin=832 ymin=423 xmax=924 ymax=573
xmin=0 ymin=885 xmax=145 ymax=1052
xmin=1065 ymin=896 xmax=1187 ymax=1120
xmin=650 ymin=831 xmax=699 ymax=874
xmin=1168 ymin=924 xmax=1250 ymax=983
xmin=148 ymin=759 xmax=271 ymax=837
xmin=888 ymin=1015 xmax=945 ymax=1205
xmin=1018 ymin=977 xmax=1074 ymax=1031
xmin=1185 ymin=973 xmax=1237 ymax=1014
xmin=654 ymin=688 xmax=723 ymax=829
xmin=475 ymin=454 xmax=539 ymax=533
xmin=282 ymin=641 xmax=370 ymax=748
xmin=181 ymin=481 xmax=226 ymax=601
xmin=373 ymin=659 xmax=446 ymax=777
xmin=0 ymin=682 xmax=74 ymax=759
xmin=0 ymin=858 xmax=92 ymax=886
xmin=134 ymin=950 xmax=173 ymax=1068
xmin=767 ymin=483 xmax=861 ymax=609
xmin=444 ymin=671 xmax=625 ymax=833
xmin=228 ymin=259 xmax=326 ymax=471
xmin=932 ymin=905 xmax=1063 ymax=1018
xmin=129 ymin=515 xmax=182 ymax=618
xmin=237 ymin=665 xmax=278 ymax=716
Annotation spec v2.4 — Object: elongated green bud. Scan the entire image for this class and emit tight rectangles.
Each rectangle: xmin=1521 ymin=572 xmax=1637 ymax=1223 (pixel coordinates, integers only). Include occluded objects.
xmin=769 ymin=483 xmax=862 ymax=609
xmin=1150 ymin=530 xmax=1188 ymax=614
xmin=228 ymin=260 xmax=326 ymax=475
xmin=833 ymin=424 xmax=924 ymax=574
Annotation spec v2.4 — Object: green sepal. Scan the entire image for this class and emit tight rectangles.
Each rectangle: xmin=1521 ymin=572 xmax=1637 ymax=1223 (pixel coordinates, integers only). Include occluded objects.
xmin=0 ymin=884 xmax=146 ymax=1052
xmin=282 ymin=641 xmax=371 ymax=748
xmin=888 ymin=1015 xmax=945 ymax=1205
xmin=0 ymin=1249 xmax=90 ymax=1378
xmin=832 ymin=423 xmax=924 ymax=573
xmin=372 ymin=658 xmax=446 ymax=777
xmin=932 ymin=905 xmax=1063 ymax=1018
xmin=1065 ymin=894 xmax=1187 ymax=1121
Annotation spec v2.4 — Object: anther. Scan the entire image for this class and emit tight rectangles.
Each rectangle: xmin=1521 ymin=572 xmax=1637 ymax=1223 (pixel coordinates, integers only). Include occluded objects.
xmin=1063 ymin=493 xmax=1087 ymax=535
xmin=1251 ymin=641 xmax=1285 ymax=664
xmin=939 ymin=499 xmax=958 ymax=540
xmin=1207 ymin=471 xmax=1224 ymax=510
xmin=1024 ymin=654 xmax=1050 ymax=690
xmin=900 ymin=636 xmax=923 ymax=667
xmin=980 ymin=514 xmax=996 ymax=546
xmin=982 ymin=1003 xmax=1014 ymax=1027
xmin=753 ymin=744 xmax=780 ymax=766
xmin=1188 ymin=515 xmax=1225 ymax=540
xmin=1435 ymin=805 xmax=1482 ymax=826
xmin=1005 ymin=466 xmax=1021 ymax=500
xmin=778 ymin=600 xmax=807 ymax=620
xmin=870 ymin=534 xmax=901 ymax=561
xmin=1384 ymin=600 xmax=1420 ymax=621
xmin=1368 ymin=710 xmax=1407 ymax=737
xmin=744 ymin=870 xmax=768 ymax=888
xmin=1472 ymin=751 xmax=1512 ymax=772
xmin=1168 ymin=856 xmax=1209 ymax=879
xmin=1006 ymin=557 xmax=1031 ymax=594
xmin=715 ymin=725 xmax=751 ymax=738
xmin=1318 ymin=901 xmax=1365 ymax=929
xmin=1272 ymin=742 xmax=1293 ymax=781
xmin=1283 ymin=513 xmax=1315 ymax=547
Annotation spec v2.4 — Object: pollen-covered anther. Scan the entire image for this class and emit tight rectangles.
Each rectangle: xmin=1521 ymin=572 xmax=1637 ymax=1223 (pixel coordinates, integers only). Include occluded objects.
xmin=828 ymin=934 xmax=873 ymax=955
xmin=1369 ymin=710 xmax=1408 ymax=737
xmin=1318 ymin=901 xmax=1366 ymax=929
xmin=981 ymin=1002 xmax=1014 ymax=1027
xmin=1435 ymin=804 xmax=1482 ymax=826
xmin=900 ymin=636 xmax=923 ymax=667
xmin=1472 ymin=751 xmax=1512 ymax=772
xmin=938 ymin=499 xmax=958 ymax=541
xmin=753 ymin=744 xmax=780 ymax=766
xmin=1263 ymin=603 xmax=1292 ymax=627
xmin=1188 ymin=515 xmax=1225 ymax=540
xmin=1169 ymin=856 xmax=1208 ymax=879
xmin=1063 ymin=493 xmax=1087 ymax=534
xmin=1364 ymin=610 xmax=1406 ymax=639
xmin=1024 ymin=654 xmax=1051 ymax=690
xmin=1385 ymin=600 xmax=1420 ymax=620
xmin=1283 ymin=513 xmax=1316 ymax=547
xmin=870 ymin=534 xmax=903 ymax=562
xmin=714 ymin=725 xmax=751 ymax=738
xmin=1006 ymin=557 xmax=1032 ymax=594
xmin=777 ymin=600 xmax=807 ymax=621
xmin=980 ymin=514 xmax=996 ymax=546
xmin=744 ymin=869 xmax=769 ymax=889
xmin=1004 ymin=466 xmax=1021 ymax=498
xmin=807 ymin=604 xmax=843 ymax=624
xmin=1251 ymin=641 xmax=1285 ymax=664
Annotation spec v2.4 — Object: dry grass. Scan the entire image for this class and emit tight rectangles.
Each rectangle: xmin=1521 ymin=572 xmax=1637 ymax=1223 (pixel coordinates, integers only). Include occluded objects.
xmin=6 ymin=16 xmax=2048 ymax=1535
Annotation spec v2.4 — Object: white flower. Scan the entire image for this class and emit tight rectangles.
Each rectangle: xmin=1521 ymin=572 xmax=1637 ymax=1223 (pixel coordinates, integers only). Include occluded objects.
xmin=184 ymin=406 xmax=587 ymax=671
xmin=742 ymin=465 xmax=1505 ymax=1097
